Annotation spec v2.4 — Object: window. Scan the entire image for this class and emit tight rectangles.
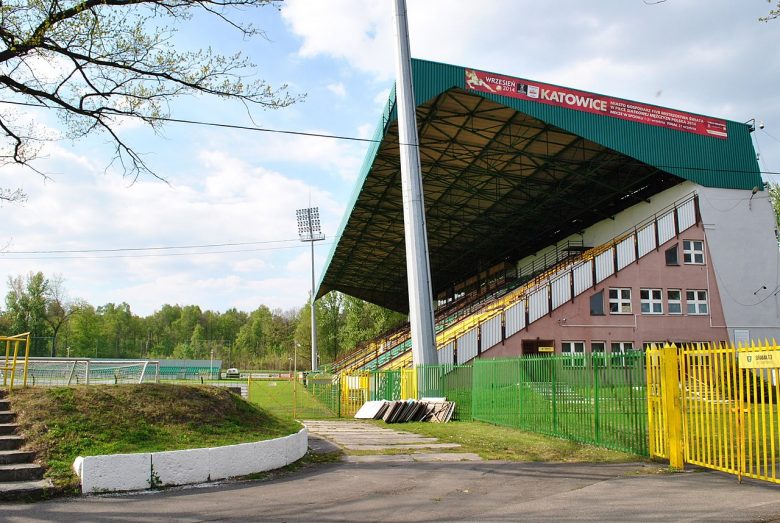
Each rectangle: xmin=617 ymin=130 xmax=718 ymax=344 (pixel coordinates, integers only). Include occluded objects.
xmin=686 ymin=290 xmax=709 ymax=315
xmin=591 ymin=341 xmax=606 ymax=368
xmin=562 ymin=341 xmax=585 ymax=367
xmin=610 ymin=341 xmax=634 ymax=367
xmin=665 ymin=244 xmax=679 ymax=265
xmin=590 ymin=290 xmax=604 ymax=316
xmin=667 ymin=289 xmax=682 ymax=315
xmin=640 ymin=289 xmax=663 ymax=314
xmin=643 ymin=342 xmax=664 ymax=351
xmin=683 ymin=240 xmax=705 ymax=264
xmin=609 ymin=288 xmax=632 ymax=314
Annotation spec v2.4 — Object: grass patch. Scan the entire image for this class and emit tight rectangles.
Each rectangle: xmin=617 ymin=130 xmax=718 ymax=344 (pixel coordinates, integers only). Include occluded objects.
xmin=247 ymin=380 xmax=338 ymax=420
xmin=384 ymin=420 xmax=643 ymax=463
xmin=11 ymin=383 xmax=301 ymax=491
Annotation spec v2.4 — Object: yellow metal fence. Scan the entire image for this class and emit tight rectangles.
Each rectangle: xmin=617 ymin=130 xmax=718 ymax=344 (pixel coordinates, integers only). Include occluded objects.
xmin=1 ymin=333 xmax=31 ymax=391
xmin=648 ymin=340 xmax=780 ymax=483
xmin=338 ymin=369 xmax=419 ymax=417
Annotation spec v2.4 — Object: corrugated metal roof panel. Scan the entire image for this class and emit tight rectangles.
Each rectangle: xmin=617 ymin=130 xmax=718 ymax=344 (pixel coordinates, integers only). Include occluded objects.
xmin=411 ymin=59 xmax=760 ymax=190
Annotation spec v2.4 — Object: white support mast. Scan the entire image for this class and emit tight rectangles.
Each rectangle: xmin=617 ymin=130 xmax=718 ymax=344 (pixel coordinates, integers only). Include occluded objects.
xmin=393 ymin=0 xmax=438 ymax=367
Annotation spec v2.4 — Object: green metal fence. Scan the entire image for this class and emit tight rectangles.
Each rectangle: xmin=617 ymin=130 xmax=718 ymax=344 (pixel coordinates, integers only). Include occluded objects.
xmin=370 ymin=370 xmax=401 ymax=401
xmin=307 ymin=354 xmax=648 ymax=455
xmin=306 ymin=375 xmax=341 ymax=417
xmin=416 ymin=365 xmax=473 ymax=420
xmin=472 ymin=353 xmax=648 ymax=455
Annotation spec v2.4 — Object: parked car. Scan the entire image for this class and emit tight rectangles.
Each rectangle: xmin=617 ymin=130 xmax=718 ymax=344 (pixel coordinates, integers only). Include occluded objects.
xmin=225 ymin=368 xmax=240 ymax=379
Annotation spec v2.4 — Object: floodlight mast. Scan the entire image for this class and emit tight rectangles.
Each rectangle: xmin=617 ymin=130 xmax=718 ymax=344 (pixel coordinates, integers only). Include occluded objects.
xmin=296 ymin=207 xmax=324 ymax=371
xmin=393 ymin=0 xmax=438 ymax=368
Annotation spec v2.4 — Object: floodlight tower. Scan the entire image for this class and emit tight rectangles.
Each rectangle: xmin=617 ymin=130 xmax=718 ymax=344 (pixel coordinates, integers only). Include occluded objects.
xmin=296 ymin=207 xmax=325 ymax=371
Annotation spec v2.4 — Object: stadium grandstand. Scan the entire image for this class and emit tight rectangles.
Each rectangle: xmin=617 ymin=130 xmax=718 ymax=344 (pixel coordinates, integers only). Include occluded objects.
xmin=318 ymin=59 xmax=780 ymax=374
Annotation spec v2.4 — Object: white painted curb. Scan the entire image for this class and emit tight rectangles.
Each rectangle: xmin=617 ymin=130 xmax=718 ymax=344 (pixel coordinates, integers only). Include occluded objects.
xmin=73 ymin=428 xmax=308 ymax=494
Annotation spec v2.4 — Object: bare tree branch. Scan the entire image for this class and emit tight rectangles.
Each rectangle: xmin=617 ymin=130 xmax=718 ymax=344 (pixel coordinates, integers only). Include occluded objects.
xmin=0 ymin=0 xmax=302 ymax=187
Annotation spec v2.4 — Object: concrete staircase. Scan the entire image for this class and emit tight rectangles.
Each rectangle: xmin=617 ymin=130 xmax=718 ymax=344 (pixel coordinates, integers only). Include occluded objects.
xmin=0 ymin=391 xmax=52 ymax=500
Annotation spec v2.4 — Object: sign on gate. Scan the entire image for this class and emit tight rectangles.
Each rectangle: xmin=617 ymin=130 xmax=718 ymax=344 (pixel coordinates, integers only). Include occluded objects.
xmin=738 ymin=350 xmax=780 ymax=368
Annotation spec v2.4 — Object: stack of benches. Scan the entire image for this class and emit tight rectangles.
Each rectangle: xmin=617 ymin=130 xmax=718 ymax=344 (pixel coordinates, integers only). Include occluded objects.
xmin=354 ymin=399 xmax=455 ymax=423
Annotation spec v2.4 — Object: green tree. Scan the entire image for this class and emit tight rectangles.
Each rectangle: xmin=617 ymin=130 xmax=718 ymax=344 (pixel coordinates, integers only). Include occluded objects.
xmin=43 ymin=275 xmax=76 ymax=357
xmin=293 ymin=300 xmax=316 ymax=370
xmin=341 ymin=295 xmax=407 ymax=355
xmin=65 ymin=301 xmax=101 ymax=357
xmin=768 ymin=182 xmax=780 ymax=228
xmin=5 ymin=272 xmax=50 ymax=355
xmin=96 ymin=302 xmax=136 ymax=358
xmin=0 ymin=0 xmax=301 ymax=194
xmin=318 ymin=292 xmax=345 ymax=363
xmin=234 ymin=305 xmax=274 ymax=365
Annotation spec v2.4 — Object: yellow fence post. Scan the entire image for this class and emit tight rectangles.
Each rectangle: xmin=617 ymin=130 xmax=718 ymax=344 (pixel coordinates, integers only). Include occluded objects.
xmin=2 ymin=339 xmax=8 ymax=388
xmin=662 ymin=343 xmax=685 ymax=470
xmin=22 ymin=333 xmax=30 ymax=387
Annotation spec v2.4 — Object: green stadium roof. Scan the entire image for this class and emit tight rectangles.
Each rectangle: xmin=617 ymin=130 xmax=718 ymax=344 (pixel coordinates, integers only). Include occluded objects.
xmin=317 ymin=59 xmax=762 ymax=313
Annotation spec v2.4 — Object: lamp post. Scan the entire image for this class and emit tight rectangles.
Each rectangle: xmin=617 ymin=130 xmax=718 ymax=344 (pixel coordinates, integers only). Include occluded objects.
xmin=296 ymin=207 xmax=325 ymax=371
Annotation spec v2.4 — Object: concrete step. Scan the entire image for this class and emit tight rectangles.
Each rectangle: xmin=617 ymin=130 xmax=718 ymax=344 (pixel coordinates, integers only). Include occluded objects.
xmin=0 ymin=479 xmax=53 ymax=502
xmin=0 ymin=463 xmax=44 ymax=482
xmin=0 ymin=450 xmax=36 ymax=465
xmin=0 ymin=399 xmax=10 ymax=410
xmin=0 ymin=411 xmax=16 ymax=424
xmin=0 ymin=423 xmax=18 ymax=436
xmin=0 ymin=435 xmax=23 ymax=451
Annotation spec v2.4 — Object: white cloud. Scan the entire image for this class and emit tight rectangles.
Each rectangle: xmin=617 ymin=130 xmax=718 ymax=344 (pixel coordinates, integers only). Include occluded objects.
xmin=238 ymin=129 xmax=368 ymax=182
xmin=0 ymin=143 xmax=341 ymax=315
xmin=231 ymin=258 xmax=269 ymax=273
xmin=326 ymin=82 xmax=347 ymax=98
xmin=282 ymin=1 xmax=394 ymax=79
xmin=373 ymin=87 xmax=391 ymax=107
xmin=282 ymin=0 xmax=780 ymax=170
xmin=357 ymin=123 xmax=375 ymax=140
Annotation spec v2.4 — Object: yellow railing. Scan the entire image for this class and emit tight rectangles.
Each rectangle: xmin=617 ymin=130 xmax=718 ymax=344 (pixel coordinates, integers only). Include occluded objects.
xmin=337 ymin=195 xmax=696 ymax=374
xmin=1 ymin=332 xmax=31 ymax=391
xmin=400 ymin=368 xmax=417 ymax=400
xmin=339 ymin=371 xmax=371 ymax=418
xmin=648 ymin=339 xmax=780 ymax=484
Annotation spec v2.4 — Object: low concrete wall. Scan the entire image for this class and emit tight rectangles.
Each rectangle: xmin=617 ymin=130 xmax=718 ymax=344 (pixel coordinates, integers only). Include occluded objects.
xmin=73 ymin=428 xmax=308 ymax=493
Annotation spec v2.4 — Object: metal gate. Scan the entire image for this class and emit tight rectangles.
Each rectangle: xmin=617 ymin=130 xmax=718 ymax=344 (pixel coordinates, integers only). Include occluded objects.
xmin=647 ymin=341 xmax=780 ymax=483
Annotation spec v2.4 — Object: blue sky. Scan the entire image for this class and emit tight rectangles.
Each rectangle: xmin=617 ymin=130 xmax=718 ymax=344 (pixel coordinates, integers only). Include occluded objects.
xmin=0 ymin=0 xmax=778 ymax=316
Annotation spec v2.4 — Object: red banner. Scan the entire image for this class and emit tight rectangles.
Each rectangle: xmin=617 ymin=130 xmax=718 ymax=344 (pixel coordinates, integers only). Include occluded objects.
xmin=464 ymin=69 xmax=727 ymax=139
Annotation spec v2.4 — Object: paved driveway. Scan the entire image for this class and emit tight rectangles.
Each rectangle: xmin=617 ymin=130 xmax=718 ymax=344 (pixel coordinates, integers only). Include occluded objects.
xmin=4 ymin=459 xmax=780 ymax=522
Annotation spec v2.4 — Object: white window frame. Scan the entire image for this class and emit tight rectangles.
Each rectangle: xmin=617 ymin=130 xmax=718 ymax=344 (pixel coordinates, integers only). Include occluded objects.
xmin=610 ymin=341 xmax=634 ymax=367
xmin=609 ymin=288 xmax=632 ymax=314
xmin=686 ymin=289 xmax=709 ymax=315
xmin=562 ymin=341 xmax=585 ymax=368
xmin=683 ymin=239 xmax=705 ymax=265
xmin=640 ymin=288 xmax=663 ymax=315
xmin=667 ymin=289 xmax=682 ymax=315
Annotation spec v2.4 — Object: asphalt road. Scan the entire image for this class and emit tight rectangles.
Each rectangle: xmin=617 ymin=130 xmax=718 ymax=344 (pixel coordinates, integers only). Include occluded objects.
xmin=4 ymin=460 xmax=780 ymax=522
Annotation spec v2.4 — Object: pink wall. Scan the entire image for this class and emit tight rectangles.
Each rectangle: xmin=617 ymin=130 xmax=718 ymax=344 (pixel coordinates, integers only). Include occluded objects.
xmin=481 ymin=223 xmax=728 ymax=359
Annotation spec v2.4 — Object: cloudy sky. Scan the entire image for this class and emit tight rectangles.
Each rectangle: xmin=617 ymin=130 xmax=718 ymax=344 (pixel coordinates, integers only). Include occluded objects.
xmin=0 ymin=0 xmax=777 ymax=316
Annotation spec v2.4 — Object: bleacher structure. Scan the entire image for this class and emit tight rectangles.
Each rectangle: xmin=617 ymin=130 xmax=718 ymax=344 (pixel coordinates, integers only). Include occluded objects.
xmin=318 ymin=59 xmax=780 ymax=374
